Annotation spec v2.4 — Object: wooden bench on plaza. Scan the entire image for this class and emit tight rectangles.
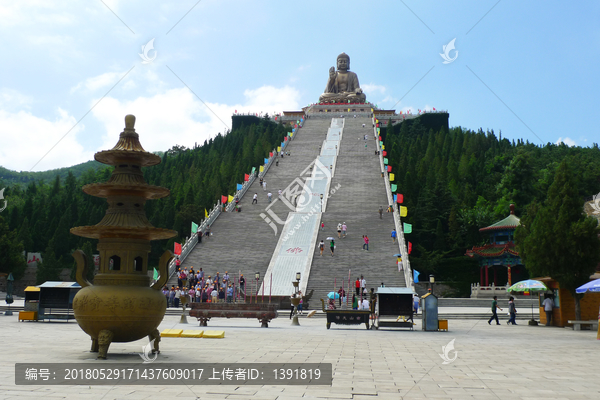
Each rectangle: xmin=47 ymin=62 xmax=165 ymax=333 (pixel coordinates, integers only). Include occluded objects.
xmin=567 ymin=320 xmax=599 ymax=331
xmin=320 ymin=299 xmax=371 ymax=330
xmin=189 ymin=302 xmax=278 ymax=328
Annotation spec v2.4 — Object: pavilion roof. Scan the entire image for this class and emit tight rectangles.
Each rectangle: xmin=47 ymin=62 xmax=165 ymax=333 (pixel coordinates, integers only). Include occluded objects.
xmin=480 ymin=204 xmax=521 ymax=233
xmin=466 ymin=243 xmax=519 ymax=258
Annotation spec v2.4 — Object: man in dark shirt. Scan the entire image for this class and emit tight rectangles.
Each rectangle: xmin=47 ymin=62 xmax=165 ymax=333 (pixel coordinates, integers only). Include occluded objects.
xmin=488 ymin=296 xmax=502 ymax=325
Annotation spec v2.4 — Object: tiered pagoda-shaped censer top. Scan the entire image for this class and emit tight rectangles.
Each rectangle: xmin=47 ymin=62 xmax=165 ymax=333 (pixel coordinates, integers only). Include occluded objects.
xmin=70 ymin=114 xmax=176 ymax=287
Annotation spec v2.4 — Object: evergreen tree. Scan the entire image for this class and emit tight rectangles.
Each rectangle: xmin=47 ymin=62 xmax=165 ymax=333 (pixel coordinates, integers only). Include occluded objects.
xmin=0 ymin=216 xmax=27 ymax=280
xmin=516 ymin=160 xmax=600 ymax=320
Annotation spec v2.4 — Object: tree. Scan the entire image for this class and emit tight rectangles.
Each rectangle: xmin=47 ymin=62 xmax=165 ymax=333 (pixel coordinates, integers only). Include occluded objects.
xmin=36 ymin=245 xmax=63 ymax=285
xmin=0 ymin=216 xmax=27 ymax=280
xmin=516 ymin=160 xmax=600 ymax=320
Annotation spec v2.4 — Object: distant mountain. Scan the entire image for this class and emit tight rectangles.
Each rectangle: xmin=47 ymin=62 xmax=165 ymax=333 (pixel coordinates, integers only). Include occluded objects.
xmin=0 ymin=160 xmax=106 ymax=187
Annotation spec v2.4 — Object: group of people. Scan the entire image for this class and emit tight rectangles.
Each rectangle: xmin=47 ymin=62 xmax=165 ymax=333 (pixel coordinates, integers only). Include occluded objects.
xmin=488 ymin=295 xmax=555 ymax=326
xmin=163 ymin=268 xmax=248 ymax=307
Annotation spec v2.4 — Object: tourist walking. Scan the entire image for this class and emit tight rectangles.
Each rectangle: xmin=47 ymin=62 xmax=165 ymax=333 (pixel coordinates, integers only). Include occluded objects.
xmin=342 ymin=222 xmax=347 ymax=238
xmin=226 ymin=285 xmax=234 ymax=303
xmin=413 ymin=294 xmax=419 ymax=314
xmin=543 ymin=295 xmax=554 ymax=326
xmin=337 ymin=286 xmax=346 ymax=307
xmin=321 ymin=222 xmax=325 ymax=231
xmin=252 ymin=193 xmax=258 ymax=204
xmin=362 ymin=235 xmax=369 ymax=251
xmin=239 ymin=274 xmax=245 ymax=294
xmin=268 ymin=192 xmax=272 ymax=202
xmin=263 ymin=181 xmax=267 ymax=191
xmin=488 ymin=295 xmax=502 ymax=325
xmin=360 ymin=276 xmax=366 ymax=295
xmin=355 ymin=278 xmax=360 ymax=296
xmin=337 ymin=223 xmax=342 ymax=238
xmin=319 ymin=240 xmax=324 ymax=256
xmin=330 ymin=239 xmax=335 ymax=256
xmin=391 ymin=229 xmax=397 ymax=243
xmin=352 ymin=294 xmax=358 ymax=310
xmin=507 ymin=296 xmax=517 ymax=325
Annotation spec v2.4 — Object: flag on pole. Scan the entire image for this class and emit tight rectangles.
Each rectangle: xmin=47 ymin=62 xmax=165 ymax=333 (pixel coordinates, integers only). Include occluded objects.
xmin=389 ymin=173 xmax=395 ymax=181
xmin=205 ymin=208 xmax=208 ymax=218
xmin=391 ymin=184 xmax=397 ymax=192
xmin=228 ymin=195 xmax=234 ymax=203
xmin=413 ymin=269 xmax=419 ymax=283
xmin=277 ymin=146 xmax=281 ymax=152
xmin=381 ymin=144 xmax=385 ymax=150
xmin=403 ymin=223 xmax=412 ymax=234
xmin=398 ymin=194 xmax=404 ymax=203
xmin=251 ymin=167 xmax=256 ymax=174
xmin=408 ymin=242 xmax=412 ymax=254
xmin=433 ymin=107 xmax=436 ymax=111
xmin=191 ymin=222 xmax=198 ymax=234
xmin=259 ymin=165 xmax=264 ymax=172
xmin=387 ymin=165 xmax=392 ymax=172
xmin=237 ymin=183 xmax=243 ymax=190
xmin=400 ymin=206 xmax=408 ymax=217
xmin=264 ymin=158 xmax=269 ymax=164
xmin=393 ymin=194 xmax=397 ymax=203
xmin=384 ymin=158 xmax=388 ymax=165
xmin=269 ymin=152 xmax=273 ymax=157
xmin=221 ymin=195 xmax=228 ymax=204
xmin=382 ymin=150 xmax=387 ymax=156
xmin=153 ymin=268 xmax=159 ymax=280
xmin=174 ymin=242 xmax=182 ymax=255
xmin=244 ymin=174 xmax=250 ymax=181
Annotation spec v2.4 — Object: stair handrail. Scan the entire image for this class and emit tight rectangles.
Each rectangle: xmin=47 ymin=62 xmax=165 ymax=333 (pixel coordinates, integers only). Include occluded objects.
xmin=372 ymin=116 xmax=414 ymax=290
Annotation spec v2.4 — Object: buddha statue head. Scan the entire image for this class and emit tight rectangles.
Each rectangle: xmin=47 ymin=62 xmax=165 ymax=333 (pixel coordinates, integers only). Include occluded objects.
xmin=337 ymin=52 xmax=350 ymax=72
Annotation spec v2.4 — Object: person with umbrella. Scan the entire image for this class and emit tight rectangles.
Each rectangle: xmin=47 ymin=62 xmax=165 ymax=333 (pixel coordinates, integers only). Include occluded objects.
xmin=488 ymin=295 xmax=503 ymax=325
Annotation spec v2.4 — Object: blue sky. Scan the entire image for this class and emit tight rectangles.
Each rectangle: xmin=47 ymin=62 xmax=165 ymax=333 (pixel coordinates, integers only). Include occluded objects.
xmin=1 ymin=1 xmax=599 ymax=171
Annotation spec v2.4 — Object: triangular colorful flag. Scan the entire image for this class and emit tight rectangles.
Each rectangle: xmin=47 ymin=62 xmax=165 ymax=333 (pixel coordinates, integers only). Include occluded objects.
xmin=228 ymin=195 xmax=234 ymax=203
xmin=387 ymin=165 xmax=392 ymax=172
xmin=391 ymin=184 xmax=397 ymax=192
xmin=403 ymin=223 xmax=412 ymax=234
xmin=153 ymin=268 xmax=159 ymax=280
xmin=174 ymin=242 xmax=182 ymax=255
xmin=389 ymin=173 xmax=395 ymax=181
xmin=384 ymin=158 xmax=389 ymax=165
xmin=221 ymin=195 xmax=228 ymax=204
xmin=205 ymin=208 xmax=208 ymax=218
xmin=244 ymin=174 xmax=250 ymax=181
xmin=191 ymin=222 xmax=198 ymax=234
xmin=413 ymin=269 xmax=419 ymax=282
xmin=251 ymin=167 xmax=256 ymax=174
xmin=408 ymin=242 xmax=412 ymax=254
xmin=237 ymin=183 xmax=243 ymax=190
xmin=397 ymin=194 xmax=404 ymax=203
xmin=259 ymin=165 xmax=264 ymax=172
xmin=400 ymin=206 xmax=408 ymax=217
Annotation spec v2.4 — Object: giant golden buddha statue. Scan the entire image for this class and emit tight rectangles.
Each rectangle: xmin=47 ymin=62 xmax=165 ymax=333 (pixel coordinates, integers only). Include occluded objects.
xmin=319 ymin=52 xmax=366 ymax=103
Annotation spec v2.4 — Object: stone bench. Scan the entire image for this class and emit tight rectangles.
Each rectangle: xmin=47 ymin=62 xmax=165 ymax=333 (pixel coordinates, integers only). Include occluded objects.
xmin=567 ymin=320 xmax=599 ymax=331
xmin=320 ymin=299 xmax=371 ymax=330
xmin=189 ymin=302 xmax=278 ymax=328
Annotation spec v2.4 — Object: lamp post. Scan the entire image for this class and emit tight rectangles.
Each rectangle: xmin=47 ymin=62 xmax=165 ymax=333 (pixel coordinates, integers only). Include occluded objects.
xmin=320 ymin=194 xmax=324 ymax=212
xmin=429 ymin=275 xmax=435 ymax=294
xmin=255 ymin=272 xmax=260 ymax=304
xmin=291 ymin=272 xmax=301 ymax=326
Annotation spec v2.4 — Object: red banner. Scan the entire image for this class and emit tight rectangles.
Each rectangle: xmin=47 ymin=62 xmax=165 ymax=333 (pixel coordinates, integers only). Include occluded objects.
xmin=221 ymin=195 xmax=228 ymax=204
xmin=379 ymin=136 xmax=382 ymax=141
xmin=387 ymin=165 xmax=392 ymax=172
xmin=397 ymin=194 xmax=404 ymax=203
xmin=244 ymin=174 xmax=249 ymax=181
xmin=408 ymin=242 xmax=412 ymax=254
xmin=269 ymin=152 xmax=273 ymax=157
xmin=382 ymin=151 xmax=387 ymax=156
xmin=174 ymin=242 xmax=182 ymax=255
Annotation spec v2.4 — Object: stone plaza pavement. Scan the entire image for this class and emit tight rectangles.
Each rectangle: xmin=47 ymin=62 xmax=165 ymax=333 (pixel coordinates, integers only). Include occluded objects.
xmin=0 ymin=312 xmax=599 ymax=400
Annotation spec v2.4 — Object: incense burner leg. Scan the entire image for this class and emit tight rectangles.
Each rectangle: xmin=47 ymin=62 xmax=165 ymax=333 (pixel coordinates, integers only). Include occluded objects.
xmin=97 ymin=329 xmax=114 ymax=360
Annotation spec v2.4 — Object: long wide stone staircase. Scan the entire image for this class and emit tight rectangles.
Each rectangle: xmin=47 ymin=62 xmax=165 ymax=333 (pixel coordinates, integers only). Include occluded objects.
xmin=172 ymin=116 xmax=406 ymax=308
xmin=171 ymin=119 xmax=331 ymax=293
xmin=306 ymin=117 xmax=406 ymax=304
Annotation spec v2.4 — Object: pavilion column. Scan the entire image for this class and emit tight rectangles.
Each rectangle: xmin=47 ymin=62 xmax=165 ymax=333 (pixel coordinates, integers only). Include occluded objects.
xmin=507 ymin=265 xmax=512 ymax=286
xmin=480 ymin=266 xmax=484 ymax=286
xmin=485 ymin=265 xmax=489 ymax=286
xmin=493 ymin=266 xmax=498 ymax=286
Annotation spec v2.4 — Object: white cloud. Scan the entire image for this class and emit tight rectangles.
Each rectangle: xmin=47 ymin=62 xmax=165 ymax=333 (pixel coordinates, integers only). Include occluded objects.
xmin=71 ymin=72 xmax=127 ymax=93
xmin=91 ymin=85 xmax=301 ymax=154
xmin=0 ymin=108 xmax=92 ymax=172
xmin=555 ymin=137 xmax=576 ymax=147
xmin=362 ymin=84 xmax=387 ymax=96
